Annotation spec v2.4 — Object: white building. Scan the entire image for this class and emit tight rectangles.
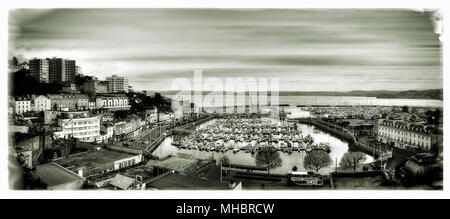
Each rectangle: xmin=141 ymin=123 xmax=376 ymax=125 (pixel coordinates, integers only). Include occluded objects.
xmin=44 ymin=110 xmax=90 ymax=125
xmin=13 ymin=96 xmax=32 ymax=114
xmin=95 ymin=95 xmax=130 ymax=111
xmin=377 ymin=119 xmax=440 ymax=152
xmin=54 ymin=116 xmax=100 ymax=142
xmin=48 ymin=94 xmax=89 ymax=111
xmin=158 ymin=112 xmax=174 ymax=122
xmin=115 ymin=155 xmax=143 ymax=170
xmin=54 ymin=150 xmax=143 ymax=179
xmin=145 ymin=108 xmax=158 ymax=123
xmin=106 ymin=75 xmax=129 ymax=93
xmin=149 ymin=113 xmax=158 ymax=123
xmin=33 ymin=95 xmax=51 ymax=112
xmin=88 ymin=100 xmax=96 ymax=109
xmin=98 ymin=123 xmax=115 ymax=143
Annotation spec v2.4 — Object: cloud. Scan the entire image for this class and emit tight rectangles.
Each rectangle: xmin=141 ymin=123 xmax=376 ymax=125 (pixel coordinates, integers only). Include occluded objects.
xmin=9 ymin=8 xmax=442 ymax=91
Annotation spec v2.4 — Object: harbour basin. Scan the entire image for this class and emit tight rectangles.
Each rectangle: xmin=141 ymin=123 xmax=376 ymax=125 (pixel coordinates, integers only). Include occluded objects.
xmin=152 ymin=118 xmax=373 ymax=174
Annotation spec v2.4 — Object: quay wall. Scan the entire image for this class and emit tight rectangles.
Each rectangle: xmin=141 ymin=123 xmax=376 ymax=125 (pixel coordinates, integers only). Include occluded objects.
xmin=148 ymin=115 xmax=216 ymax=150
xmin=146 ymin=134 xmax=168 ymax=153
xmin=297 ymin=118 xmax=355 ymax=143
xmin=349 ymin=143 xmax=383 ymax=159
xmin=106 ymin=145 xmax=143 ymax=155
xmin=331 ymin=170 xmax=383 ymax=178
xmin=296 ymin=118 xmax=386 ymax=158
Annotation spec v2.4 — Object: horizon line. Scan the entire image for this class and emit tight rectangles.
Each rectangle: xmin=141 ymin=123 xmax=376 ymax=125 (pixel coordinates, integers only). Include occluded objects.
xmin=143 ymin=88 xmax=443 ymax=92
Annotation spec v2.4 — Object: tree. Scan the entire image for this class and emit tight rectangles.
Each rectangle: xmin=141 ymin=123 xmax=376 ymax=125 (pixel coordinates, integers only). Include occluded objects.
xmin=303 ymin=134 xmax=314 ymax=145
xmin=255 ymin=147 xmax=282 ymax=175
xmin=9 ymin=67 xmax=63 ymax=96
xmin=114 ymin=110 xmax=129 ymax=120
xmin=303 ymin=150 xmax=331 ymax=173
xmin=292 ymin=166 xmax=298 ymax=171
xmin=128 ymin=91 xmax=173 ymax=114
xmin=11 ymin=56 xmax=18 ymax=66
xmin=219 ymin=155 xmax=230 ymax=167
xmin=425 ymin=109 xmax=442 ymax=125
xmin=340 ymin=151 xmax=367 ymax=172
xmin=154 ymin=92 xmax=163 ymax=103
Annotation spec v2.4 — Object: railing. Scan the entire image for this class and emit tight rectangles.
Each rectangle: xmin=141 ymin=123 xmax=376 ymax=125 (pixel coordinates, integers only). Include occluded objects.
xmin=223 ymin=164 xmax=268 ymax=171
xmin=145 ymin=134 xmax=168 ymax=153
xmin=297 ymin=118 xmax=355 ymax=142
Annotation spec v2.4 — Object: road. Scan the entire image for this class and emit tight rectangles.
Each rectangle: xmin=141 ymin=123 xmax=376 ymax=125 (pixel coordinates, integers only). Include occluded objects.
xmin=118 ymin=115 xmax=214 ymax=150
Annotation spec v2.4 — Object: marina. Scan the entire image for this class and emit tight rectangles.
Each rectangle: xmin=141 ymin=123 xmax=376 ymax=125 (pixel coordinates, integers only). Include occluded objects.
xmin=170 ymin=117 xmax=331 ymax=154
xmin=152 ymin=115 xmax=374 ymax=174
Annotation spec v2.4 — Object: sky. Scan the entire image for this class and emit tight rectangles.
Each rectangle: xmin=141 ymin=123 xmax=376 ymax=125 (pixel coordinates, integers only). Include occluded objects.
xmin=9 ymin=9 xmax=442 ymax=92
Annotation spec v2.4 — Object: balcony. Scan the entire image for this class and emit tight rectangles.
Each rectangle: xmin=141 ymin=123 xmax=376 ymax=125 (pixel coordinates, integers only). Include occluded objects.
xmin=63 ymin=122 xmax=99 ymax=128
xmin=71 ymin=132 xmax=100 ymax=138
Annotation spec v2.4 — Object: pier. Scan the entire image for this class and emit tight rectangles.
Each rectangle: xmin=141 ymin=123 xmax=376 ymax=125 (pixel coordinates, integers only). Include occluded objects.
xmin=295 ymin=118 xmax=355 ymax=142
xmin=295 ymin=118 xmax=389 ymax=158
xmin=223 ymin=164 xmax=268 ymax=172
xmin=145 ymin=134 xmax=168 ymax=153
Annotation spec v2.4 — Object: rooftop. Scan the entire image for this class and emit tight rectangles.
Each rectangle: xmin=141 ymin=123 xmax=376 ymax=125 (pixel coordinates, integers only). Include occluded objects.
xmin=345 ymin=119 xmax=373 ymax=127
xmin=109 ymin=174 xmax=135 ymax=190
xmin=380 ymin=119 xmax=437 ymax=134
xmin=14 ymin=96 xmax=31 ymax=101
xmin=146 ymin=153 xmax=197 ymax=171
xmin=55 ymin=149 xmax=136 ymax=170
xmin=97 ymin=94 xmax=128 ymax=98
xmin=145 ymin=172 xmax=230 ymax=190
xmin=47 ymin=93 xmax=88 ymax=99
xmin=36 ymin=163 xmax=84 ymax=187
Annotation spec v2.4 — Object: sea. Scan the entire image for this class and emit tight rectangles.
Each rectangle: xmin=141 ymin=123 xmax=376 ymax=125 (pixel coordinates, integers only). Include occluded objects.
xmin=167 ymin=94 xmax=443 ymax=108
xmin=279 ymin=96 xmax=443 ymax=107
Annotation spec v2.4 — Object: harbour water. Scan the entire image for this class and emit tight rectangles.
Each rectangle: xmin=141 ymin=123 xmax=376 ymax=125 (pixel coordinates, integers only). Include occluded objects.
xmin=279 ymin=95 xmax=443 ymax=107
xmin=168 ymin=94 xmax=443 ymax=108
xmin=152 ymin=118 xmax=374 ymax=174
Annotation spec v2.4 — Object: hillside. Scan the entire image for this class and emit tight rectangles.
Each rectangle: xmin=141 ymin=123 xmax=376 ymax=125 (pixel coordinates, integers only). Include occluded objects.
xmin=151 ymin=89 xmax=443 ymax=101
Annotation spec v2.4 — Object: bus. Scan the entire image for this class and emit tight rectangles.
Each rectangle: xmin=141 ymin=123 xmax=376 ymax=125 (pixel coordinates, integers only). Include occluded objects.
xmin=287 ymin=171 xmax=323 ymax=186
